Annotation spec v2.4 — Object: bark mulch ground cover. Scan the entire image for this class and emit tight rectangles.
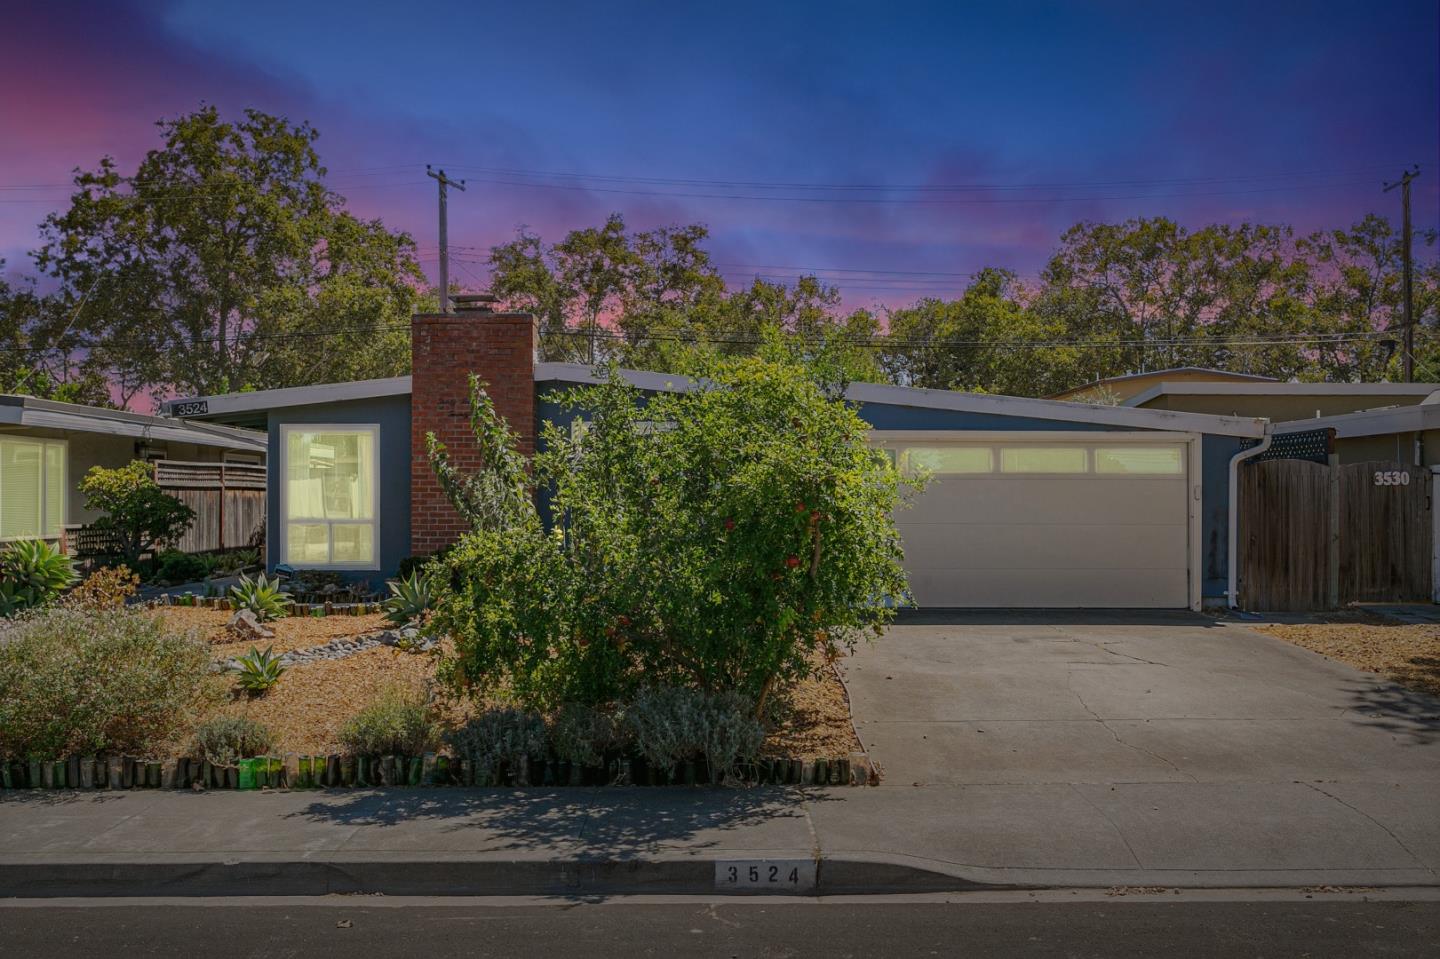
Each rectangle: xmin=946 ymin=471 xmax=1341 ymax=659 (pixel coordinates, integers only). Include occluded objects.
xmin=1254 ymin=611 xmax=1440 ymax=699
xmin=150 ymin=608 xmax=862 ymax=760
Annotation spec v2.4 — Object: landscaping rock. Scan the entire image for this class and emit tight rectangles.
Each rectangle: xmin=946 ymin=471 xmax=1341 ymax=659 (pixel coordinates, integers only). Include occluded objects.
xmin=227 ymin=608 xmax=275 ymax=641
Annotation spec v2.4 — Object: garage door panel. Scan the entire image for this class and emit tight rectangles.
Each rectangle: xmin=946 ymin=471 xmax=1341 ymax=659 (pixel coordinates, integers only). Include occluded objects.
xmin=886 ymin=436 xmax=1192 ymax=608
xmin=895 ymin=522 xmax=1187 ymax=571
xmin=906 ymin=567 xmax=1190 ymax=608
xmin=903 ymin=476 xmax=1185 ymax=526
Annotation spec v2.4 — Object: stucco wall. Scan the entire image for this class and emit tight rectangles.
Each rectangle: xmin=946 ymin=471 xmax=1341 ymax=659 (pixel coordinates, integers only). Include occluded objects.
xmin=265 ymin=394 xmax=412 ymax=586
xmin=1333 ymin=431 xmax=1427 ymax=466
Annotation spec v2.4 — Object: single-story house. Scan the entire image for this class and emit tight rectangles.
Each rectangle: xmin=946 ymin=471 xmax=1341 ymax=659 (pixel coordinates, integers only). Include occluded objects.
xmin=165 ymin=310 xmax=1275 ymax=611
xmin=1272 ymin=390 xmax=1440 ymax=467
xmin=1115 ymin=379 xmax=1440 ymax=420
xmin=0 ymin=394 xmax=267 ymax=552
xmin=1048 ymin=367 xmax=1279 ymax=404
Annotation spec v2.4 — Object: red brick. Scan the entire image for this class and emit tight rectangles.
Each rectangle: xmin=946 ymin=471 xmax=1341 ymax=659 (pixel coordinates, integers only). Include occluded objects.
xmin=411 ymin=311 xmax=539 ymax=555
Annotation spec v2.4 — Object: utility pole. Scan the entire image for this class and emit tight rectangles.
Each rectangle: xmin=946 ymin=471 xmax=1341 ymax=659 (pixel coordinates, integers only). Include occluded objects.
xmin=1383 ymin=166 xmax=1419 ymax=382
xmin=426 ymin=165 xmax=466 ymax=314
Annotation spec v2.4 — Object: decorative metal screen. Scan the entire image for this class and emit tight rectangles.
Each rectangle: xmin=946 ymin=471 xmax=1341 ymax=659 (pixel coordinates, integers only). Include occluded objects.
xmin=1241 ymin=428 xmax=1333 ymax=464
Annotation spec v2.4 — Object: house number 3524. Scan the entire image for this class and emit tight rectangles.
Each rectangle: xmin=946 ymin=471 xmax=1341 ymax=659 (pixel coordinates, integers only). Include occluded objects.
xmin=1373 ymin=470 xmax=1411 ymax=487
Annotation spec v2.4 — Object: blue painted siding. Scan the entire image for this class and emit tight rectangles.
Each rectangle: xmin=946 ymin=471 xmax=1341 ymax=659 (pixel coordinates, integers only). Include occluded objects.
xmin=1200 ymin=434 xmax=1244 ymax=602
xmin=265 ymin=395 xmax=412 ymax=586
xmin=854 ymin=402 xmax=1132 ymax=432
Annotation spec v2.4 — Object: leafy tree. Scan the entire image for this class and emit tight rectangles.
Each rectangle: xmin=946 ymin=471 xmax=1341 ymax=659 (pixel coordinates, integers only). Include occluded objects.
xmin=78 ymin=461 xmax=195 ymax=567
xmin=429 ymin=348 xmax=918 ymax=711
xmin=488 ymin=216 xmax=886 ymax=380
xmin=31 ymin=106 xmax=427 ymax=404
xmin=0 ymin=267 xmax=114 ymax=406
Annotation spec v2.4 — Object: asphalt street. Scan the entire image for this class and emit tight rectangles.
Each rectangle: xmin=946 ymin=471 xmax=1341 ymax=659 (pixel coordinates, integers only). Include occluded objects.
xmin=1 ymin=894 xmax=1436 ymax=958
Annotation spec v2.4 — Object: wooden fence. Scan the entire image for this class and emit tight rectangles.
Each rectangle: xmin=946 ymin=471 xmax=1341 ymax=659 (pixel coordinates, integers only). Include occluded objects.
xmin=1239 ymin=459 xmax=1432 ymax=611
xmin=156 ymin=460 xmax=266 ymax=555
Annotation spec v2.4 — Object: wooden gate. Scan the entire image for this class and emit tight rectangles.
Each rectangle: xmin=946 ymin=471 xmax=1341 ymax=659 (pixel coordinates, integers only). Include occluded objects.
xmin=1339 ymin=462 xmax=1433 ymax=603
xmin=1239 ymin=459 xmax=1432 ymax=611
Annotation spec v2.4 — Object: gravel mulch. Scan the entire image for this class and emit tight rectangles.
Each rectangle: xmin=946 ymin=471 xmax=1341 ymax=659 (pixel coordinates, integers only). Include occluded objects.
xmin=151 ymin=607 xmax=391 ymax=656
xmin=1254 ymin=616 xmax=1440 ymax=699
xmin=149 ymin=608 xmax=864 ymax=760
xmin=214 ymin=645 xmax=462 ymax=755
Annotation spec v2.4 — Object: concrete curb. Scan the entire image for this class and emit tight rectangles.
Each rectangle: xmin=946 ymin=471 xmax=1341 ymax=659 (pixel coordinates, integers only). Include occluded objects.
xmin=0 ymin=857 xmax=995 ymax=899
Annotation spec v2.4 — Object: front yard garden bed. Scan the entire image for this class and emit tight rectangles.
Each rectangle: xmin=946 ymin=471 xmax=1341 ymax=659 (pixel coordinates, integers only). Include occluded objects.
xmin=1254 ymin=611 xmax=1440 ymax=698
xmin=0 ymin=605 xmax=868 ymax=792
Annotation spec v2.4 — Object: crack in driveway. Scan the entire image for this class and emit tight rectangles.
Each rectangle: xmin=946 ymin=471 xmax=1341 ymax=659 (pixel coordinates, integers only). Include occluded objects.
xmin=1066 ymin=669 xmax=1197 ymax=782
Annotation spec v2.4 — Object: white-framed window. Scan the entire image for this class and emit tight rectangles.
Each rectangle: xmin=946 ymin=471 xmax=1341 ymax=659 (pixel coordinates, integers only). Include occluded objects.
xmin=280 ymin=425 xmax=379 ymax=568
xmin=0 ymin=437 xmax=66 ymax=541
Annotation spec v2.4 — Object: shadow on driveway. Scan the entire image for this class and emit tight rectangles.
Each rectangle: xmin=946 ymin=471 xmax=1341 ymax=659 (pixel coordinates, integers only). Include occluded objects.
xmin=892 ymin=608 xmax=1222 ymax=628
xmin=1348 ymin=681 xmax=1440 ymax=746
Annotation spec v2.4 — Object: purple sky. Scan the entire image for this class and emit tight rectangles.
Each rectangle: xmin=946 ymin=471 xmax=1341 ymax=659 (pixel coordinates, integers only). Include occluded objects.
xmin=2 ymin=0 xmax=1437 ymax=309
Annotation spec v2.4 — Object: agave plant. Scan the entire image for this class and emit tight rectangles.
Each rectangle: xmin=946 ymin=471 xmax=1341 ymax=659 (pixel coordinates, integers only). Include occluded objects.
xmin=229 ymin=572 xmax=291 ymax=622
xmin=233 ymin=645 xmax=286 ymax=694
xmin=0 ymin=539 xmax=78 ymax=617
xmin=384 ymin=571 xmax=436 ymax=627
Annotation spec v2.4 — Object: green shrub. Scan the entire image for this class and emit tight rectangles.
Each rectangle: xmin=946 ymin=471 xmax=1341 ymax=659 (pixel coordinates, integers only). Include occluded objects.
xmin=383 ymin=571 xmax=436 ymax=627
xmin=338 ymin=685 xmax=436 ymax=756
xmin=209 ymin=549 xmax=259 ymax=575
xmin=445 ymin=708 xmax=547 ymax=784
xmin=547 ymin=704 xmax=623 ymax=768
xmin=79 ymin=461 xmax=196 ymax=568
xmin=626 ymin=687 xmax=763 ymax=780
xmin=232 ymin=645 xmax=286 ymax=694
xmin=0 ymin=539 xmax=79 ymax=617
xmin=230 ymin=573 xmax=291 ymax=622
xmin=430 ymin=350 xmax=918 ymax=711
xmin=194 ymin=715 xmax=275 ymax=767
xmin=0 ymin=605 xmax=211 ymax=759
xmin=154 ymin=549 xmax=208 ymax=585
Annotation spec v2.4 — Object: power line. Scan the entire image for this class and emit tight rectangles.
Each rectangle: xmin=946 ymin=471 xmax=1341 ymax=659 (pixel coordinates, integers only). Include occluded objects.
xmin=436 ymin=163 xmax=1399 ymax=194
xmin=0 ymin=322 xmax=1415 ymax=356
xmin=448 ymin=174 xmax=1384 ymax=206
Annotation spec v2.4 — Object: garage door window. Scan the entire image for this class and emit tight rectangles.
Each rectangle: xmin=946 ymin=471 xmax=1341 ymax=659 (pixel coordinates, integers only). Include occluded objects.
xmin=1000 ymin=447 xmax=1088 ymax=474
xmin=1094 ymin=446 xmax=1185 ymax=474
xmin=902 ymin=446 xmax=993 ymax=475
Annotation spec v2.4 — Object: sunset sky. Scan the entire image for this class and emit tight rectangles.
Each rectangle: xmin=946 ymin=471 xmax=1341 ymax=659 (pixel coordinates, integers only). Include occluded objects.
xmin=3 ymin=0 xmax=1437 ymax=307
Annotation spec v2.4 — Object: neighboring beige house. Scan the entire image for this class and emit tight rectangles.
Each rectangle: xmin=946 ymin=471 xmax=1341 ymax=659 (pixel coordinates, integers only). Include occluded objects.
xmin=1272 ymin=391 xmax=1440 ymax=468
xmin=1049 ymin=367 xmax=1278 ymax=405
xmin=0 ymin=394 xmax=266 ymax=551
xmin=1116 ymin=380 xmax=1440 ymax=421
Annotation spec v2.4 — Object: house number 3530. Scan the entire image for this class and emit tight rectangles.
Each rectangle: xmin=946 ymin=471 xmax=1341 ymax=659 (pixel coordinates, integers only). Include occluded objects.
xmin=1373 ymin=470 xmax=1411 ymax=487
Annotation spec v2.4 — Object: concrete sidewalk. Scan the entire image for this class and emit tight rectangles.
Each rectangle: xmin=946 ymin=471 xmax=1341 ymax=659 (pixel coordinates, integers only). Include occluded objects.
xmin=2 ymin=777 xmax=1437 ymax=896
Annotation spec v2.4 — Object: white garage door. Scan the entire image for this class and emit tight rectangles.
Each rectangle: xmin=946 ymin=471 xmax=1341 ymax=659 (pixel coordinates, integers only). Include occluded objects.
xmin=884 ymin=435 xmax=1193 ymax=608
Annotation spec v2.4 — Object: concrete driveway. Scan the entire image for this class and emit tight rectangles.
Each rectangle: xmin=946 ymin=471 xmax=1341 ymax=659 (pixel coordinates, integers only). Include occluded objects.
xmin=834 ymin=609 xmax=1440 ymax=885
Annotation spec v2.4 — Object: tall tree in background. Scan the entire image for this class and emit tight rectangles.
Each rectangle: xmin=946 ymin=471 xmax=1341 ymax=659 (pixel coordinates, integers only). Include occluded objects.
xmin=31 ymin=106 xmax=427 ymax=405
xmin=0 ymin=266 xmax=112 ymax=405
xmin=488 ymin=215 xmax=884 ymax=382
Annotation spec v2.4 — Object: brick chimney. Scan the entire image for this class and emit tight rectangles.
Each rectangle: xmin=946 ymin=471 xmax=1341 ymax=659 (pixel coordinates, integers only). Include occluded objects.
xmin=410 ymin=310 xmax=539 ymax=555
